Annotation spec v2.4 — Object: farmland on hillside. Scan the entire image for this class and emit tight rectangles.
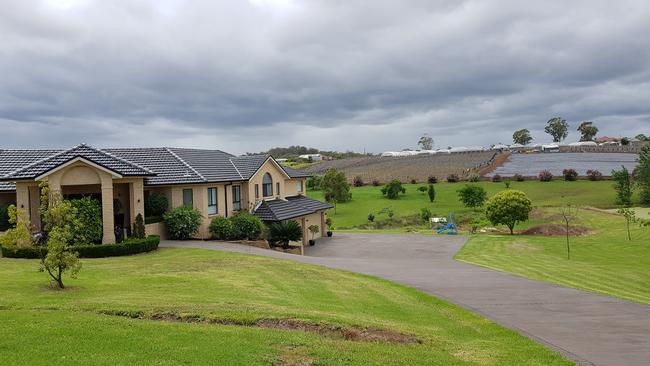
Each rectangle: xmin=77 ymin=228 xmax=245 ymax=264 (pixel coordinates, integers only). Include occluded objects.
xmin=491 ymin=152 xmax=639 ymax=177
xmin=302 ymin=151 xmax=497 ymax=183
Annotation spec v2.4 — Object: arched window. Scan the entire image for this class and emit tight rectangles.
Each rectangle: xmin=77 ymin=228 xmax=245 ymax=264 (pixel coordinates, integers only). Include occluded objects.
xmin=262 ymin=173 xmax=273 ymax=197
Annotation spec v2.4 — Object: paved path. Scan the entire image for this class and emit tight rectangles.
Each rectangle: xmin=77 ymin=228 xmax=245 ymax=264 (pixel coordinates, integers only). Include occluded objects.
xmin=161 ymin=233 xmax=650 ymax=366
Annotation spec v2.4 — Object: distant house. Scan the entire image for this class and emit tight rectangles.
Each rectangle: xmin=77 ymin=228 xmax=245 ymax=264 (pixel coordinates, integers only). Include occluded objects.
xmin=542 ymin=144 xmax=560 ymax=153
xmin=0 ymin=144 xmax=331 ymax=245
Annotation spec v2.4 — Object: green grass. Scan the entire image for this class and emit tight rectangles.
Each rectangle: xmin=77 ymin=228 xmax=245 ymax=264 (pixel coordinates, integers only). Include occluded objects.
xmin=455 ymin=208 xmax=650 ymax=305
xmin=309 ymin=180 xmax=623 ymax=229
xmin=0 ymin=248 xmax=571 ymax=365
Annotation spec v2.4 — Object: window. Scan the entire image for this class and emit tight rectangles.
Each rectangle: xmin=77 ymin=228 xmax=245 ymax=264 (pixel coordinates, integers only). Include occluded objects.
xmin=182 ymin=188 xmax=193 ymax=207
xmin=276 ymin=182 xmax=280 ymax=196
xmin=262 ymin=173 xmax=273 ymax=197
xmin=207 ymin=188 xmax=218 ymax=215
xmin=232 ymin=186 xmax=241 ymax=211
xmin=297 ymin=180 xmax=304 ymax=193
xmin=255 ymin=184 xmax=259 ymax=199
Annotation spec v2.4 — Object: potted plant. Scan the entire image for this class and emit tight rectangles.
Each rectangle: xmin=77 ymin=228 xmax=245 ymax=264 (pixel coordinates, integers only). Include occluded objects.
xmin=308 ymin=225 xmax=319 ymax=246
xmin=325 ymin=217 xmax=333 ymax=237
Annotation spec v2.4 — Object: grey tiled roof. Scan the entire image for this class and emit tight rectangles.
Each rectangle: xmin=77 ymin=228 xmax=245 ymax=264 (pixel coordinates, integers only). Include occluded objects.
xmin=253 ymin=195 xmax=332 ymax=221
xmin=1 ymin=144 xmax=154 ymax=180
xmin=281 ymin=165 xmax=311 ymax=178
xmin=0 ymin=145 xmax=311 ymax=190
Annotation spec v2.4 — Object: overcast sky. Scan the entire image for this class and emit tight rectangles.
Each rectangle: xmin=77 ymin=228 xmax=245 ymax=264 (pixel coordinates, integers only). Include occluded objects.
xmin=1 ymin=0 xmax=649 ymax=154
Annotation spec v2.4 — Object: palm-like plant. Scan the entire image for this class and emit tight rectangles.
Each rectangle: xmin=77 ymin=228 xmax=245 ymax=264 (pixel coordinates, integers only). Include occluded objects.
xmin=268 ymin=220 xmax=303 ymax=249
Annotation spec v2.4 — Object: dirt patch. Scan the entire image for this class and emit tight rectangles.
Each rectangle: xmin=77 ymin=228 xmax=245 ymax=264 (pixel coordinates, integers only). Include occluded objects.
xmin=228 ymin=239 xmax=271 ymax=249
xmin=479 ymin=151 xmax=510 ymax=176
xmin=520 ymin=224 xmax=592 ymax=236
xmin=97 ymin=310 xmax=419 ymax=345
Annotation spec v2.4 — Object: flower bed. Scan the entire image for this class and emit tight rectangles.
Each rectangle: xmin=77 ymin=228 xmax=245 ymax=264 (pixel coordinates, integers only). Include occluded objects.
xmin=1 ymin=235 xmax=160 ymax=259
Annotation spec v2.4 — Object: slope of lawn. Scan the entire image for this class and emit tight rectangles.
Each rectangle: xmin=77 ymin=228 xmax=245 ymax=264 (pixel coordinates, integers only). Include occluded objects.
xmin=456 ymin=208 xmax=650 ymax=305
xmin=309 ymin=180 xmax=621 ymax=229
xmin=0 ymin=248 xmax=571 ymax=366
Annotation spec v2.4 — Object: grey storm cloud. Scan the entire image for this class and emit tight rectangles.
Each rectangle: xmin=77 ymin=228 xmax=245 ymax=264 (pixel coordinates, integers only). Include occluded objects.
xmin=1 ymin=0 xmax=649 ymax=154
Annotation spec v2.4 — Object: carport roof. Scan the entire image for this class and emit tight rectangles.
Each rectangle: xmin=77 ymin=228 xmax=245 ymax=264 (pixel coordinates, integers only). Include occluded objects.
xmin=253 ymin=195 xmax=332 ymax=221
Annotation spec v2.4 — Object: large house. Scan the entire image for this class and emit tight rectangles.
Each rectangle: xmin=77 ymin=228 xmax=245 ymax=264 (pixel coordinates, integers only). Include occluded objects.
xmin=0 ymin=144 xmax=331 ymax=245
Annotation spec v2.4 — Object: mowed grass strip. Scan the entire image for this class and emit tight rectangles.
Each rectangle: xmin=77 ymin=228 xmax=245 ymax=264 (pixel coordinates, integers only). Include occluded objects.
xmin=0 ymin=248 xmax=572 ymax=365
xmin=308 ymin=180 xmax=623 ymax=229
xmin=456 ymin=209 xmax=650 ymax=305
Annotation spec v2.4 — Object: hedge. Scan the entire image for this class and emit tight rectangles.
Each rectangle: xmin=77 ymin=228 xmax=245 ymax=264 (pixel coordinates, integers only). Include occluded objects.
xmin=1 ymin=235 xmax=160 ymax=259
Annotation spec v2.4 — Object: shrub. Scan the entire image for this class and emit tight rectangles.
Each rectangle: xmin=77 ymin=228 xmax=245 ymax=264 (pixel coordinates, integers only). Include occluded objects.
xmin=353 ymin=176 xmax=364 ymax=187
xmin=268 ymin=220 xmax=303 ymax=249
xmin=612 ymin=166 xmax=634 ymax=206
xmin=586 ymin=169 xmax=603 ymax=181
xmin=562 ymin=169 xmax=578 ymax=181
xmin=307 ymin=175 xmax=322 ymax=190
xmin=209 ymin=216 xmax=235 ymax=240
xmin=371 ymin=179 xmax=381 ymax=186
xmin=637 ymin=146 xmax=650 ymax=204
xmin=491 ymin=174 xmax=502 ymax=182
xmin=230 ymin=211 xmax=264 ymax=240
xmin=485 ymin=190 xmax=533 ymax=234
xmin=163 ymin=206 xmax=202 ymax=240
xmin=446 ymin=174 xmax=459 ymax=183
xmin=504 ymin=180 xmax=511 ymax=189
xmin=132 ymin=213 xmax=146 ymax=239
xmin=1 ymin=235 xmax=160 ymax=259
xmin=457 ymin=184 xmax=487 ymax=209
xmin=427 ymin=184 xmax=436 ymax=203
xmin=427 ymin=176 xmax=438 ymax=184
xmin=145 ymin=192 xmax=168 ymax=217
xmin=381 ymin=180 xmax=406 ymax=199
xmin=513 ymin=174 xmax=525 ymax=182
xmin=410 ymin=178 xmax=417 ymax=184
xmin=417 ymin=186 xmax=427 ymax=194
xmin=468 ymin=174 xmax=480 ymax=182
xmin=70 ymin=196 xmax=103 ymax=244
xmin=420 ymin=208 xmax=432 ymax=223
xmin=538 ymin=170 xmax=553 ymax=182
xmin=367 ymin=213 xmax=375 ymax=222
xmin=0 ymin=205 xmax=32 ymax=249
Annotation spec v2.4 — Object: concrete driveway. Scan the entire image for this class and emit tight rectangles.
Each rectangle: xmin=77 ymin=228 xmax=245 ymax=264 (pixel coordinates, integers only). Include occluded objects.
xmin=162 ymin=233 xmax=650 ymax=366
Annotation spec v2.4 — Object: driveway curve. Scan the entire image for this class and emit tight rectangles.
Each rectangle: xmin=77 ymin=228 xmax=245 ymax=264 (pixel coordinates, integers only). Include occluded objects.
xmin=162 ymin=233 xmax=650 ymax=366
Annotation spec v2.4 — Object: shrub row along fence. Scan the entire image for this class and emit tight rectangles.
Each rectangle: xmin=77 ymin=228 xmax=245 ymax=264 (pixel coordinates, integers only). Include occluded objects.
xmin=1 ymin=235 xmax=160 ymax=259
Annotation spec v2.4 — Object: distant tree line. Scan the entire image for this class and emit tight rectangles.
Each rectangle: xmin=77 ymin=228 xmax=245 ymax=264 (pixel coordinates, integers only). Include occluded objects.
xmin=249 ymin=145 xmax=369 ymax=159
xmin=512 ymin=118 xmax=649 ymax=145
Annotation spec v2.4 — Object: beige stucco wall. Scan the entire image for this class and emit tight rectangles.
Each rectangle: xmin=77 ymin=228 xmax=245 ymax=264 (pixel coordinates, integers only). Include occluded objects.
xmin=145 ymin=222 xmax=167 ymax=240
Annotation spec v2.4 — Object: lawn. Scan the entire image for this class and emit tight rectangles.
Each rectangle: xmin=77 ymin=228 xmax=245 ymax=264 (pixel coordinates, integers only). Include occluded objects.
xmin=0 ymin=248 xmax=571 ymax=365
xmin=456 ymin=208 xmax=650 ymax=305
xmin=310 ymin=180 xmax=650 ymax=305
xmin=308 ymin=180 xmax=623 ymax=229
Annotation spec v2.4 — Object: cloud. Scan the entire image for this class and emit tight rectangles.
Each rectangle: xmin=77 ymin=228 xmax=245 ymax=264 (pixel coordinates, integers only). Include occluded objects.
xmin=0 ymin=0 xmax=649 ymax=153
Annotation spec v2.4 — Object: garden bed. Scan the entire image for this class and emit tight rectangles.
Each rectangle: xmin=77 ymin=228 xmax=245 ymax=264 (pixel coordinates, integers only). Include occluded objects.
xmin=1 ymin=235 xmax=160 ymax=259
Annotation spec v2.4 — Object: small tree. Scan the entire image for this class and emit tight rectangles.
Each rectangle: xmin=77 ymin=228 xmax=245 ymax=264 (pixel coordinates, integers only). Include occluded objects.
xmin=427 ymin=176 xmax=438 ymax=184
xmin=308 ymin=225 xmax=320 ymax=242
xmin=457 ymin=184 xmax=487 ymax=209
xmin=485 ymin=190 xmax=533 ymax=234
xmin=268 ymin=220 xmax=303 ymax=249
xmin=321 ymin=168 xmax=351 ymax=214
xmin=367 ymin=213 xmax=375 ymax=222
xmin=577 ymin=121 xmax=598 ymax=141
xmin=562 ymin=169 xmax=578 ymax=182
xmin=512 ymin=128 xmax=533 ymax=145
xmin=559 ymin=204 xmax=578 ymax=260
xmin=420 ymin=208 xmax=432 ymax=223
xmin=306 ymin=175 xmax=323 ymax=191
xmin=612 ymin=166 xmax=634 ymax=206
xmin=636 ymin=146 xmax=650 ymax=204
xmin=132 ymin=213 xmax=146 ymax=239
xmin=381 ymin=180 xmax=406 ymax=199
xmin=544 ymin=117 xmax=569 ymax=142
xmin=427 ymin=184 xmax=436 ymax=203
xmin=418 ymin=134 xmax=433 ymax=150
xmin=617 ymin=208 xmax=637 ymax=241
xmin=38 ymin=183 xmax=81 ymax=289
